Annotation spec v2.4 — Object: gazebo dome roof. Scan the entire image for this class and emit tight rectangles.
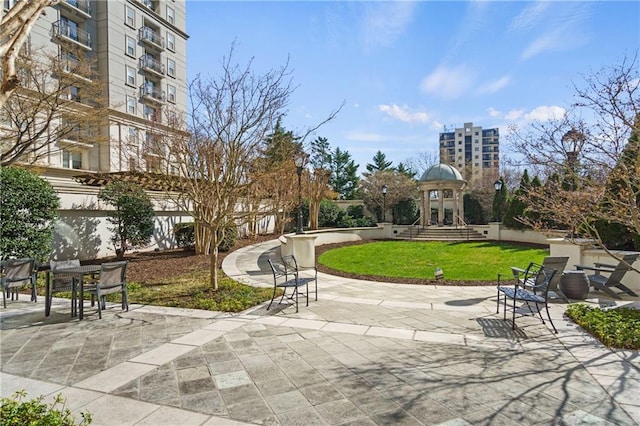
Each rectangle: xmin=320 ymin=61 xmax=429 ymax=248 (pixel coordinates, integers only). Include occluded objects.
xmin=420 ymin=164 xmax=464 ymax=182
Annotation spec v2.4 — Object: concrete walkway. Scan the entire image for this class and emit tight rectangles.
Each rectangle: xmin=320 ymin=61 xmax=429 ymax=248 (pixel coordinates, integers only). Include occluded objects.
xmin=1 ymin=239 xmax=639 ymax=425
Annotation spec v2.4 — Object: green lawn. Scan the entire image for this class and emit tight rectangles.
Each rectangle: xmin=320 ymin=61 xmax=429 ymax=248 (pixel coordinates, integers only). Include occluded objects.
xmin=318 ymin=241 xmax=549 ymax=281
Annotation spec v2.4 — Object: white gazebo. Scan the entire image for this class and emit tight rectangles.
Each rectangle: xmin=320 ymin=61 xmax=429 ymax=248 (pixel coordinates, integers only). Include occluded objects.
xmin=418 ymin=164 xmax=467 ymax=226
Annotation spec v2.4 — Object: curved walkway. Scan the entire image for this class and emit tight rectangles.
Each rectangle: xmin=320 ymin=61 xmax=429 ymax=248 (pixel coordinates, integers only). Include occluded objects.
xmin=1 ymin=239 xmax=638 ymax=425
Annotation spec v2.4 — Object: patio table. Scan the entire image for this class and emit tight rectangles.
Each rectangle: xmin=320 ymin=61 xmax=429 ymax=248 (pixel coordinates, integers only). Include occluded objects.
xmin=46 ymin=265 xmax=101 ymax=320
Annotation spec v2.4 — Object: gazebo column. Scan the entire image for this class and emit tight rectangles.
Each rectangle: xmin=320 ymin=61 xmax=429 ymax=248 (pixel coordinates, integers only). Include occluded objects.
xmin=453 ymin=189 xmax=459 ymax=226
xmin=438 ymin=187 xmax=444 ymax=226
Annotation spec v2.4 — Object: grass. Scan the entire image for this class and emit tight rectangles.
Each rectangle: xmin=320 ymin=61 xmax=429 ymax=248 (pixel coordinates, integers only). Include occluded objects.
xmin=125 ymin=270 xmax=276 ymax=312
xmin=35 ymin=270 xmax=277 ymax=314
xmin=318 ymin=240 xmax=549 ymax=281
xmin=566 ymin=304 xmax=640 ymax=349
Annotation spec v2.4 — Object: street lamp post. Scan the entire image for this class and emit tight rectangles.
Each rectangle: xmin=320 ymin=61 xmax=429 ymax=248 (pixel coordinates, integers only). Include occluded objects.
xmin=381 ymin=184 xmax=388 ymax=222
xmin=494 ymin=179 xmax=503 ymax=222
xmin=294 ymin=153 xmax=307 ymax=234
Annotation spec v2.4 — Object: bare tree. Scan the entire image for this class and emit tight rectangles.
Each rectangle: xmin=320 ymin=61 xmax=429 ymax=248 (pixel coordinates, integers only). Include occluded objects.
xmin=360 ymin=170 xmax=418 ymax=222
xmin=404 ymin=151 xmax=439 ymax=179
xmin=1 ymin=0 xmax=59 ymax=108
xmin=165 ymin=45 xmax=293 ymax=290
xmin=506 ymin=53 xmax=640 ymax=270
xmin=1 ymin=48 xmax=108 ymax=166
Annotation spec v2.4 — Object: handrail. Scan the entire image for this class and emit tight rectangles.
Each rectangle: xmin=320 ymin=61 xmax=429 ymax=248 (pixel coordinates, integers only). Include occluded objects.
xmin=455 ymin=215 xmax=472 ymax=240
xmin=408 ymin=217 xmax=420 ymax=240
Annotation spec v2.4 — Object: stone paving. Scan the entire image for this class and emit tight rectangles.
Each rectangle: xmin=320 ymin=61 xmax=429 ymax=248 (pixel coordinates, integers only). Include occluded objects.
xmin=1 ymin=238 xmax=639 ymax=425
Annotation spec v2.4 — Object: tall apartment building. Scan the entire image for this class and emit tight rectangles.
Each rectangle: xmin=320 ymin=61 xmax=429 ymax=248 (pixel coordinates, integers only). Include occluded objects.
xmin=2 ymin=0 xmax=188 ymax=175
xmin=1 ymin=0 xmax=190 ymax=258
xmin=439 ymin=122 xmax=499 ymax=189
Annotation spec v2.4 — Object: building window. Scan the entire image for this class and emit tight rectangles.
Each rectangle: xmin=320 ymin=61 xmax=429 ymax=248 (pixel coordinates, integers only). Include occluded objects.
xmin=125 ymin=5 xmax=135 ymax=28
xmin=126 ymin=96 xmax=136 ymax=114
xmin=128 ymin=126 xmax=138 ymax=144
xmin=67 ymin=86 xmax=80 ymax=102
xmin=144 ymin=105 xmax=157 ymax=121
xmin=62 ymin=150 xmax=82 ymax=169
xmin=166 ymin=32 xmax=175 ymax=51
xmin=166 ymin=6 xmax=175 ymax=24
xmin=167 ymin=84 xmax=176 ymax=103
xmin=167 ymin=58 xmax=176 ymax=77
xmin=125 ymin=36 xmax=136 ymax=57
xmin=126 ymin=66 xmax=136 ymax=86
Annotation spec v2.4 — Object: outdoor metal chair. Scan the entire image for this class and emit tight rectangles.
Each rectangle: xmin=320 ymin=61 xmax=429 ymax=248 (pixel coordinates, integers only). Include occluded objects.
xmin=1 ymin=258 xmax=36 ymax=308
xmin=505 ymin=256 xmax=569 ymax=301
xmin=84 ymin=261 xmax=128 ymax=319
xmin=281 ymin=254 xmax=317 ymax=302
xmin=267 ymin=255 xmax=314 ymax=313
xmin=47 ymin=259 xmax=81 ymax=317
xmin=497 ymin=262 xmax=558 ymax=333
xmin=576 ymin=253 xmax=639 ymax=299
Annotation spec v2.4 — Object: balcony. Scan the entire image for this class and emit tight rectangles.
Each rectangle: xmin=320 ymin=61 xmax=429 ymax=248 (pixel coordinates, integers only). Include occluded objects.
xmin=140 ymin=84 xmax=165 ymax=104
xmin=57 ymin=54 xmax=94 ymax=80
xmin=138 ymin=27 xmax=165 ymax=51
xmin=137 ymin=0 xmax=156 ymax=12
xmin=60 ymin=0 xmax=91 ymax=20
xmin=139 ymin=55 xmax=165 ymax=78
xmin=51 ymin=21 xmax=91 ymax=50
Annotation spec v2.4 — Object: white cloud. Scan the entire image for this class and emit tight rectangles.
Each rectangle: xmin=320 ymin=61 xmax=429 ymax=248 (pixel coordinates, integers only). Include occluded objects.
xmin=487 ymin=107 xmax=502 ymax=118
xmin=477 ymin=75 xmax=511 ymax=94
xmin=420 ymin=64 xmax=475 ymax=100
xmin=521 ymin=30 xmax=564 ymax=60
xmin=362 ymin=2 xmax=416 ymax=50
xmin=431 ymin=120 xmax=443 ymax=131
xmin=509 ymin=1 xmax=551 ymax=33
xmin=505 ymin=109 xmax=525 ymax=121
xmin=524 ymin=105 xmax=566 ymax=121
xmin=378 ymin=104 xmax=429 ymax=124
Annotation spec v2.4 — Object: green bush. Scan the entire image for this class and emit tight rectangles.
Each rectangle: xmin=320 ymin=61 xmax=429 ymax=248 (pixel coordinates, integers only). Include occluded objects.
xmin=0 ymin=167 xmax=60 ymax=261
xmin=565 ymin=304 xmax=640 ymax=349
xmin=174 ymin=222 xmax=195 ymax=249
xmin=318 ymin=200 xmax=343 ymax=227
xmin=346 ymin=204 xmax=365 ymax=218
xmin=0 ymin=390 xmax=92 ymax=426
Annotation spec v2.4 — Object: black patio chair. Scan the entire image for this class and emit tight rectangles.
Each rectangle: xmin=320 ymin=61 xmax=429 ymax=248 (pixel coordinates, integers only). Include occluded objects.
xmin=47 ymin=259 xmax=81 ymax=317
xmin=267 ymin=255 xmax=314 ymax=313
xmin=84 ymin=261 xmax=129 ymax=319
xmin=576 ymin=253 xmax=639 ymax=299
xmin=497 ymin=262 xmax=558 ymax=333
xmin=1 ymin=258 xmax=36 ymax=308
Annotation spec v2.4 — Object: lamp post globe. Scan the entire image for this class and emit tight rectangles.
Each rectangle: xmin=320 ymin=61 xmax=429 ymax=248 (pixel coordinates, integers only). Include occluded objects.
xmin=494 ymin=179 xmax=503 ymax=222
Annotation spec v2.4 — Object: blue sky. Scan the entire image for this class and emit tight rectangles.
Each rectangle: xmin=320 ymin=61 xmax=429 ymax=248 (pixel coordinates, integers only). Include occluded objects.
xmin=186 ymin=1 xmax=639 ymax=175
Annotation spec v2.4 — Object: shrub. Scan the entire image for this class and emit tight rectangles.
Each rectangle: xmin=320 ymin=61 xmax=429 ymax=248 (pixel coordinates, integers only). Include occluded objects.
xmin=0 ymin=390 xmax=92 ymax=425
xmin=98 ymin=181 xmax=155 ymax=260
xmin=318 ymin=200 xmax=343 ymax=227
xmin=346 ymin=204 xmax=365 ymax=218
xmin=0 ymin=167 xmax=60 ymax=261
xmin=174 ymin=222 xmax=195 ymax=249
xmin=565 ymin=304 xmax=640 ymax=349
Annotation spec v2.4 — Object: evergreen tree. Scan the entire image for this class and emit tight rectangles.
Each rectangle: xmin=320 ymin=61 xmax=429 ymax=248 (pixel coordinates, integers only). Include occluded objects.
xmin=310 ymin=136 xmax=331 ymax=170
xmin=0 ymin=167 xmax=60 ymax=261
xmin=396 ymin=162 xmax=417 ymax=179
xmin=330 ymin=147 xmax=359 ymax=199
xmin=98 ymin=181 xmax=155 ymax=260
xmin=366 ymin=150 xmax=392 ymax=173
xmin=261 ymin=117 xmax=301 ymax=165
xmin=503 ymin=170 xmax=532 ymax=229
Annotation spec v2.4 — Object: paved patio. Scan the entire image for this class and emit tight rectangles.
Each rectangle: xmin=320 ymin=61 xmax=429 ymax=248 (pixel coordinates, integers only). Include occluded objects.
xmin=1 ymin=239 xmax=639 ymax=425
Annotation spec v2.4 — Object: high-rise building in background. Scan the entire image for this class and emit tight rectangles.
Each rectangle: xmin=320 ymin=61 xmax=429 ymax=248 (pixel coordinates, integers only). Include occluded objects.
xmin=0 ymin=0 xmax=190 ymax=258
xmin=439 ymin=122 xmax=500 ymax=189
xmin=1 ymin=0 xmax=188 ymax=175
